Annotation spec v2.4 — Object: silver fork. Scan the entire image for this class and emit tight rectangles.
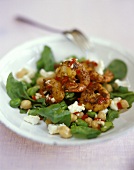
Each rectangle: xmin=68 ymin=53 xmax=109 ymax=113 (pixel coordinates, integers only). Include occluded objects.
xmin=15 ymin=16 xmax=91 ymax=53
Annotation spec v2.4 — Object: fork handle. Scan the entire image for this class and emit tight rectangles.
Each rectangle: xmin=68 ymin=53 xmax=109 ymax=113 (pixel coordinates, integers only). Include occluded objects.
xmin=15 ymin=16 xmax=62 ymax=33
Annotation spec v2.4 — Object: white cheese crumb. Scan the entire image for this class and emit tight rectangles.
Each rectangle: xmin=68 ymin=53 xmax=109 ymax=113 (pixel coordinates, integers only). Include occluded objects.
xmin=115 ymin=79 xmax=130 ymax=88
xmin=68 ymin=101 xmax=85 ymax=113
xmin=18 ymin=69 xmax=35 ymax=83
xmin=35 ymin=93 xmax=42 ymax=100
xmin=95 ymin=60 xmax=104 ymax=75
xmin=24 ymin=115 xmax=40 ymax=125
xmin=70 ymin=64 xmax=74 ymax=68
xmin=21 ymin=75 xmax=32 ymax=83
xmin=97 ymin=119 xmax=105 ymax=126
xmin=100 ymin=108 xmax=108 ymax=114
xmin=27 ymin=70 xmax=35 ymax=78
xmin=51 ymin=97 xmax=56 ymax=103
xmin=48 ymin=124 xmax=65 ymax=135
xmin=40 ymin=69 xmax=55 ymax=78
xmin=45 ymin=94 xmax=50 ymax=100
xmin=110 ymin=97 xmax=122 ymax=111
xmin=45 ymin=94 xmax=56 ymax=103
xmin=45 ymin=80 xmax=51 ymax=84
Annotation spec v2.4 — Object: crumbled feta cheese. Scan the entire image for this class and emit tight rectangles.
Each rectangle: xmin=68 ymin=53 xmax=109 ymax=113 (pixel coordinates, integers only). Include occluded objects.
xmin=43 ymin=91 xmax=47 ymax=94
xmin=40 ymin=69 xmax=55 ymax=78
xmin=97 ymin=119 xmax=105 ymax=126
xmin=24 ymin=115 xmax=40 ymax=125
xmin=21 ymin=75 xmax=32 ymax=83
xmin=95 ymin=60 xmax=104 ymax=75
xmin=45 ymin=80 xmax=51 ymax=84
xmin=35 ymin=93 xmax=42 ymax=100
xmin=68 ymin=101 xmax=85 ymax=113
xmin=27 ymin=70 xmax=35 ymax=78
xmin=70 ymin=64 xmax=74 ymax=68
xmin=110 ymin=97 xmax=121 ymax=111
xmin=100 ymin=108 xmax=108 ymax=114
xmin=51 ymin=97 xmax=56 ymax=103
xmin=45 ymin=94 xmax=56 ymax=103
xmin=48 ymin=124 xmax=65 ymax=135
xmin=115 ymin=79 xmax=130 ymax=87
xmin=46 ymin=94 xmax=50 ymax=100
xmin=18 ymin=68 xmax=35 ymax=83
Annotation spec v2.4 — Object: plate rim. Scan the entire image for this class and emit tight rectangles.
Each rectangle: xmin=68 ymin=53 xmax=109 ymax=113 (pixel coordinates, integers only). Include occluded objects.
xmin=0 ymin=34 xmax=134 ymax=145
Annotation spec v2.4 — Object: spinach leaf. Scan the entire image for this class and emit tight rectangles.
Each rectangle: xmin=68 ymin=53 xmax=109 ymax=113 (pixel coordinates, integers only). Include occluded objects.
xmin=71 ymin=126 xmax=101 ymax=139
xmin=105 ymin=59 xmax=127 ymax=80
xmin=36 ymin=46 xmax=55 ymax=71
xmin=6 ymin=73 xmax=31 ymax=100
xmin=100 ymin=121 xmax=113 ymax=132
xmin=110 ymin=90 xmax=134 ymax=107
xmin=106 ymin=109 xmax=119 ymax=122
xmin=75 ymin=119 xmax=88 ymax=127
xmin=65 ymin=92 xmax=77 ymax=102
xmin=32 ymin=98 xmax=46 ymax=108
xmin=28 ymin=101 xmax=71 ymax=126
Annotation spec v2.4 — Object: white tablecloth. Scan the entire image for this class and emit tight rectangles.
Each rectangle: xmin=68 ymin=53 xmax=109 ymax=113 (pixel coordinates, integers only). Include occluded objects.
xmin=1 ymin=1 xmax=134 ymax=170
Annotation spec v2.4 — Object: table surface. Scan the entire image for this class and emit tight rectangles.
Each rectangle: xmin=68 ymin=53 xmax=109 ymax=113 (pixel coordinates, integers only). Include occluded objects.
xmin=1 ymin=1 xmax=134 ymax=170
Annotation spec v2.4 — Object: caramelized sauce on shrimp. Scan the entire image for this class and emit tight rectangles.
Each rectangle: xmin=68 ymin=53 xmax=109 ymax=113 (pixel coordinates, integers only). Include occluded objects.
xmin=55 ymin=58 xmax=90 ymax=92
xmin=79 ymin=82 xmax=110 ymax=112
xmin=40 ymin=58 xmax=112 ymax=110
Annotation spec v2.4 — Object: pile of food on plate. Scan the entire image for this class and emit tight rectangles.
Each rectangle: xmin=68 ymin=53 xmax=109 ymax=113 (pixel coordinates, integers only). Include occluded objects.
xmin=6 ymin=46 xmax=134 ymax=139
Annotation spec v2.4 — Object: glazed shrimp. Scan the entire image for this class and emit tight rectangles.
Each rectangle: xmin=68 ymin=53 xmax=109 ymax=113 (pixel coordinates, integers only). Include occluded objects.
xmin=43 ymin=78 xmax=65 ymax=104
xmin=79 ymin=82 xmax=110 ymax=112
xmin=103 ymin=69 xmax=114 ymax=83
xmin=89 ymin=69 xmax=114 ymax=83
xmin=81 ymin=60 xmax=114 ymax=83
xmin=55 ymin=58 xmax=90 ymax=92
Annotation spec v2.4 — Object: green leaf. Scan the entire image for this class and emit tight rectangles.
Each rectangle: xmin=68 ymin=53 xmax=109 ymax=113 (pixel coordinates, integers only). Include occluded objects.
xmin=27 ymin=86 xmax=40 ymax=96
xmin=75 ymin=119 xmax=88 ymax=127
xmin=101 ymin=122 xmax=113 ymax=132
xmin=28 ymin=102 xmax=71 ymax=126
xmin=36 ymin=46 xmax=55 ymax=71
xmin=71 ymin=126 xmax=101 ymax=139
xmin=110 ymin=90 xmax=134 ymax=107
xmin=105 ymin=59 xmax=127 ymax=80
xmin=106 ymin=109 xmax=119 ymax=122
xmin=6 ymin=73 xmax=31 ymax=100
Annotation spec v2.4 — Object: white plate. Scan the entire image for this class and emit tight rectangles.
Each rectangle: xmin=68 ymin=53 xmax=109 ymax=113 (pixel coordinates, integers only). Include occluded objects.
xmin=0 ymin=34 xmax=134 ymax=145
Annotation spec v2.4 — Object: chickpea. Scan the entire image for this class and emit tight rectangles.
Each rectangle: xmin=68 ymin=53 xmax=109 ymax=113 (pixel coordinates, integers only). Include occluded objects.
xmin=104 ymin=84 xmax=113 ymax=92
xmin=76 ymin=112 xmax=84 ymax=118
xmin=59 ymin=126 xmax=72 ymax=139
xmin=20 ymin=100 xmax=32 ymax=110
xmin=16 ymin=68 xmax=28 ymax=78
xmin=45 ymin=119 xmax=52 ymax=125
xmin=85 ymin=117 xmax=93 ymax=127
xmin=71 ymin=113 xmax=77 ymax=122
xmin=36 ymin=77 xmax=44 ymax=85
xmin=91 ymin=120 xmax=99 ymax=129
xmin=120 ymin=100 xmax=129 ymax=109
xmin=112 ymin=83 xmax=119 ymax=90
xmin=97 ymin=111 xmax=106 ymax=121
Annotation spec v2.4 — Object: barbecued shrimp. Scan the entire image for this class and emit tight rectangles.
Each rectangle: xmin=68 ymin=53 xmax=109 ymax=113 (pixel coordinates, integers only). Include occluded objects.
xmin=81 ymin=60 xmax=114 ymax=83
xmin=55 ymin=60 xmax=76 ymax=80
xmin=79 ymin=82 xmax=110 ymax=112
xmin=89 ymin=69 xmax=114 ymax=83
xmin=103 ymin=69 xmax=114 ymax=83
xmin=43 ymin=78 xmax=65 ymax=104
xmin=81 ymin=60 xmax=98 ymax=72
xmin=55 ymin=58 xmax=90 ymax=92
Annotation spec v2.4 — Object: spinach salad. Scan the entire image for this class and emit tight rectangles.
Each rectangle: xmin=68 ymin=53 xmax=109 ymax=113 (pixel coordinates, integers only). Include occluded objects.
xmin=6 ymin=46 xmax=134 ymax=139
